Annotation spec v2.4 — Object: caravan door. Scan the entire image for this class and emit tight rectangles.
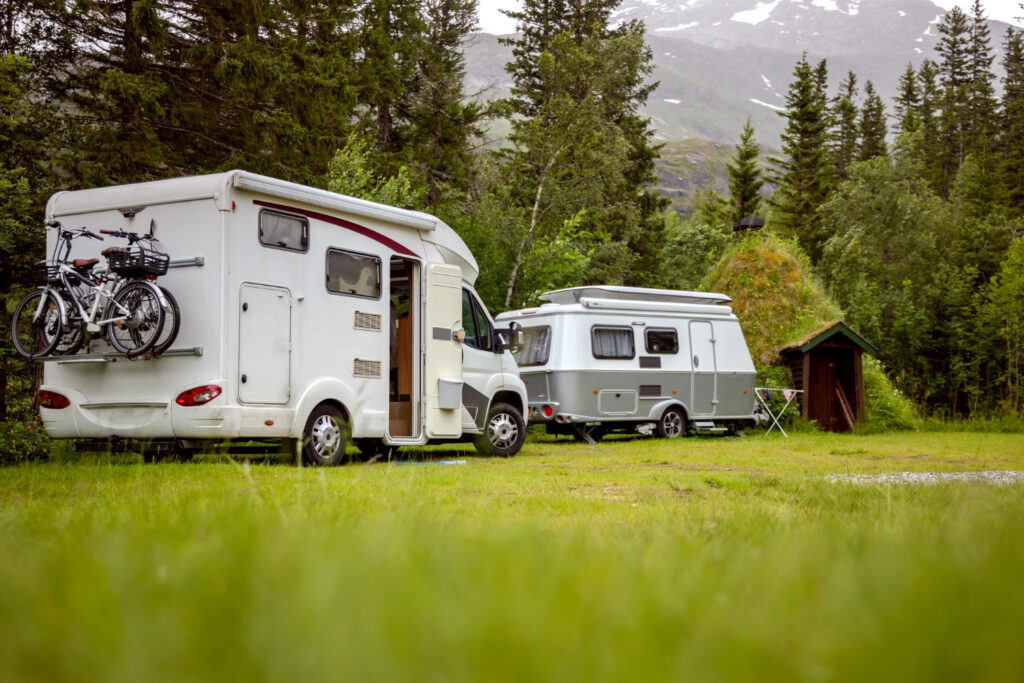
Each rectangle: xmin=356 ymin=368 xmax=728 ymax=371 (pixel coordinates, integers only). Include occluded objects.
xmin=689 ymin=320 xmax=717 ymax=416
xmin=424 ymin=263 xmax=464 ymax=438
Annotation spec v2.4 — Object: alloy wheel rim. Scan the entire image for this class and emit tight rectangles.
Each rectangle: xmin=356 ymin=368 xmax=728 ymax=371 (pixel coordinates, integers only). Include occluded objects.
xmin=311 ymin=415 xmax=342 ymax=458
xmin=664 ymin=411 xmax=683 ymax=437
xmin=488 ymin=413 xmax=518 ymax=449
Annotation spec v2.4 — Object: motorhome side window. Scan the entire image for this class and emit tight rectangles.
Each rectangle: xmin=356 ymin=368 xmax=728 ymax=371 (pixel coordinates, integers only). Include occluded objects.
xmin=516 ymin=326 xmax=551 ymax=366
xmin=259 ymin=210 xmax=308 ymax=252
xmin=461 ymin=289 xmax=493 ymax=350
xmin=326 ymin=249 xmax=381 ymax=298
xmin=591 ymin=326 xmax=635 ymax=359
xmin=645 ymin=328 xmax=679 ymax=354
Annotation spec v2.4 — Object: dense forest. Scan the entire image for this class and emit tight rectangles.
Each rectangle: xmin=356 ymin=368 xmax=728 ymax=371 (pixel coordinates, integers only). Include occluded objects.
xmin=0 ymin=0 xmax=1022 ymax=421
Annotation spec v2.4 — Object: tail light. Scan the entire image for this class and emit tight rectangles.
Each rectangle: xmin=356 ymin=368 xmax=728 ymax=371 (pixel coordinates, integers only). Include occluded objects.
xmin=175 ymin=385 xmax=222 ymax=407
xmin=542 ymin=404 xmax=554 ymax=418
xmin=38 ymin=390 xmax=70 ymax=410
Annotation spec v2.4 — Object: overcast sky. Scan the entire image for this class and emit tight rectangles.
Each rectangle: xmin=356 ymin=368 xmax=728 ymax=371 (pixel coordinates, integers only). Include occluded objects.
xmin=476 ymin=0 xmax=1023 ymax=35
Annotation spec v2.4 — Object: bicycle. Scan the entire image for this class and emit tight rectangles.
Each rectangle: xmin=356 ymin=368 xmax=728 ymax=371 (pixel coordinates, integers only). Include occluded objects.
xmin=10 ymin=222 xmax=168 ymax=359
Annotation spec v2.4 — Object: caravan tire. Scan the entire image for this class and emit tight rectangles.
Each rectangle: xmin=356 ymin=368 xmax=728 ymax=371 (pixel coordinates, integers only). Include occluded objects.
xmin=302 ymin=404 xmax=350 ymax=466
xmin=474 ymin=402 xmax=526 ymax=457
xmin=657 ymin=407 xmax=687 ymax=439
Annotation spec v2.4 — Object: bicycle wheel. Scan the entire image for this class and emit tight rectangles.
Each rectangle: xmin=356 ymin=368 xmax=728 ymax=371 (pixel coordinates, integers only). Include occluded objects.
xmin=106 ymin=281 xmax=165 ymax=357
xmin=53 ymin=291 xmax=86 ymax=356
xmin=152 ymin=286 xmax=180 ymax=356
xmin=11 ymin=289 xmax=64 ymax=359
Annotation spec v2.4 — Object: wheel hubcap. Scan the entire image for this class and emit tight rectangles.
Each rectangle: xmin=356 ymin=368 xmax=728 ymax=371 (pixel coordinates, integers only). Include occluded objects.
xmin=311 ymin=415 xmax=342 ymax=458
xmin=664 ymin=411 xmax=683 ymax=437
xmin=488 ymin=413 xmax=519 ymax=449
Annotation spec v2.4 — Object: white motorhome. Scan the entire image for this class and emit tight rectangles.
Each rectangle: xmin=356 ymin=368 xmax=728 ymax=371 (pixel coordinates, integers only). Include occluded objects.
xmin=496 ymin=286 xmax=761 ymax=441
xmin=37 ymin=171 xmax=528 ymax=463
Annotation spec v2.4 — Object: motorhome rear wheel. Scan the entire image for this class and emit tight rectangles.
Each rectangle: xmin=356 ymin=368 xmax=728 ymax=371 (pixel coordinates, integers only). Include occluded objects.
xmin=302 ymin=404 xmax=350 ymax=466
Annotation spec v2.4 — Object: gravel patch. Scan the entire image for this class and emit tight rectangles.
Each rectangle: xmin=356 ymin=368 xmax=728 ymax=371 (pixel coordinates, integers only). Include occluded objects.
xmin=828 ymin=471 xmax=1024 ymax=486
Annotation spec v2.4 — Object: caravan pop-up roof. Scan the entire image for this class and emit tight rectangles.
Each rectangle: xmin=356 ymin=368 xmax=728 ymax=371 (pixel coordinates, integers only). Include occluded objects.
xmin=539 ymin=286 xmax=732 ymax=306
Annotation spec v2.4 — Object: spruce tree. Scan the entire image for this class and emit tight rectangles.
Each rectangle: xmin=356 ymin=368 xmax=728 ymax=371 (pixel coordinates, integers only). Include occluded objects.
xmin=937 ymin=6 xmax=972 ymax=193
xmin=771 ymin=54 xmax=833 ymax=263
xmin=966 ymin=0 xmax=998 ymax=152
xmin=727 ymin=118 xmax=764 ymax=224
xmin=831 ymin=71 xmax=859 ymax=181
xmin=1002 ymin=28 xmax=1024 ymax=212
xmin=894 ymin=63 xmax=921 ymax=136
xmin=859 ymin=80 xmax=887 ymax=161
xmin=916 ymin=59 xmax=945 ymax=192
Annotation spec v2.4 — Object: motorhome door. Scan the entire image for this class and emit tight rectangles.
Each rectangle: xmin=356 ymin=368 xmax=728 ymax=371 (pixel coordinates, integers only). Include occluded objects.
xmin=689 ymin=320 xmax=717 ymax=415
xmin=238 ymin=283 xmax=291 ymax=404
xmin=424 ymin=263 xmax=463 ymax=438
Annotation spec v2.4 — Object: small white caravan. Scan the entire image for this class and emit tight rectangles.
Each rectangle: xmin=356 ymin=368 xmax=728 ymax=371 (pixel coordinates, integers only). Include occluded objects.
xmin=496 ymin=286 xmax=760 ymax=441
xmin=37 ymin=171 xmax=528 ymax=462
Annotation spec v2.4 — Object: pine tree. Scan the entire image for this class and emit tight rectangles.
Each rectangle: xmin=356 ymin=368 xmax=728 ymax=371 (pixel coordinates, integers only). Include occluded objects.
xmin=966 ymin=0 xmax=998 ymax=153
xmin=894 ymin=63 xmax=921 ymax=136
xmin=859 ymin=80 xmax=887 ymax=161
xmin=1002 ymin=28 xmax=1024 ymax=212
xmin=916 ymin=59 xmax=945 ymax=192
xmin=727 ymin=118 xmax=764 ymax=224
xmin=771 ymin=54 xmax=833 ymax=262
xmin=831 ymin=71 xmax=859 ymax=181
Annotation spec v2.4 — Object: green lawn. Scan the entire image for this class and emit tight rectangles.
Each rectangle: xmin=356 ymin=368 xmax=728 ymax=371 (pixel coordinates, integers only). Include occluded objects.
xmin=1 ymin=432 xmax=1023 ymax=682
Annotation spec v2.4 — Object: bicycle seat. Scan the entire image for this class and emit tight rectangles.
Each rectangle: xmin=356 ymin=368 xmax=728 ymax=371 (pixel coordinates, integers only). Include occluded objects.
xmin=72 ymin=258 xmax=99 ymax=268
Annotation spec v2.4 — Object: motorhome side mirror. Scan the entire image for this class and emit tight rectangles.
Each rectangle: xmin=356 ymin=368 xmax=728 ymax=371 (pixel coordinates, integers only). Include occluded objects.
xmin=495 ymin=322 xmax=523 ymax=354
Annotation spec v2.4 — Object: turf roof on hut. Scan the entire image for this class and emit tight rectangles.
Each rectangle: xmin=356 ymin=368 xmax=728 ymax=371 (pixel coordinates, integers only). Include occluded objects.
xmin=780 ymin=321 xmax=878 ymax=356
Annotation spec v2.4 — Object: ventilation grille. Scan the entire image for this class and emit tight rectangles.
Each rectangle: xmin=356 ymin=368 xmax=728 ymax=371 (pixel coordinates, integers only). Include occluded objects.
xmin=639 ymin=384 xmax=662 ymax=398
xmin=639 ymin=356 xmax=662 ymax=369
xmin=354 ymin=311 xmax=382 ymax=331
xmin=353 ymin=359 xmax=381 ymax=378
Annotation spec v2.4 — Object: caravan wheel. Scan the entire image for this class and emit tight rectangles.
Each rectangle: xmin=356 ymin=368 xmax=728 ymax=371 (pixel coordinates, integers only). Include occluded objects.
xmin=657 ymin=407 xmax=687 ymax=439
xmin=302 ymin=404 xmax=350 ymax=466
xmin=474 ymin=402 xmax=526 ymax=457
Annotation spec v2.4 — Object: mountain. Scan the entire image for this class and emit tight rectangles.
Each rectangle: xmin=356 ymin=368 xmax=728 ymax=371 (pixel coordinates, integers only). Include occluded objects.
xmin=464 ymin=0 xmax=1014 ymax=146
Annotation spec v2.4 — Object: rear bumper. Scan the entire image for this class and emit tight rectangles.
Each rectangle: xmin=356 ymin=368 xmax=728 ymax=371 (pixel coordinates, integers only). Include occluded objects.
xmin=39 ymin=385 xmax=294 ymax=439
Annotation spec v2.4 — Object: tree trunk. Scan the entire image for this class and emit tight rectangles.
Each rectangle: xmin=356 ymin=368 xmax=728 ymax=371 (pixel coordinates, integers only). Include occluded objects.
xmin=504 ymin=147 xmax=564 ymax=308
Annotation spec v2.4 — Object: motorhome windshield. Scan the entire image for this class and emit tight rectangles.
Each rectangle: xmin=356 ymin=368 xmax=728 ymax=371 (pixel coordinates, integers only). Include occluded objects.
xmin=515 ymin=326 xmax=551 ymax=366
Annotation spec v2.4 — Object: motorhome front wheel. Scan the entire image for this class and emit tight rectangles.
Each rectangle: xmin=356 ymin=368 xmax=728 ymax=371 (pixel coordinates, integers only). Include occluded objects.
xmin=302 ymin=404 xmax=350 ymax=466
xmin=475 ymin=402 xmax=526 ymax=457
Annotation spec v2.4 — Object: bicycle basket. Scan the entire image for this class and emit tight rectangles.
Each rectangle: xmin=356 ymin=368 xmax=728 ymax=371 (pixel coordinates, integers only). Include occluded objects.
xmin=106 ymin=246 xmax=170 ymax=277
xmin=33 ymin=264 xmax=61 ymax=285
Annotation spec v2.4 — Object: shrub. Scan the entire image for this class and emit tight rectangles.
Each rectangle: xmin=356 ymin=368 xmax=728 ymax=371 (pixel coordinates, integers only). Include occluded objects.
xmin=0 ymin=418 xmax=55 ymax=465
xmin=861 ymin=357 xmax=921 ymax=432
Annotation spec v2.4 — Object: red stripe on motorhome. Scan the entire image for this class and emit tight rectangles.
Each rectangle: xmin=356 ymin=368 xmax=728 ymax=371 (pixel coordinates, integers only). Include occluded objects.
xmin=254 ymin=199 xmax=420 ymax=258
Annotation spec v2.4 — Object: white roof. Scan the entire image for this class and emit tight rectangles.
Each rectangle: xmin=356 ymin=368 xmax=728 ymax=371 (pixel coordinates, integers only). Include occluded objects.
xmin=45 ymin=170 xmax=478 ymax=281
xmin=539 ymin=286 xmax=731 ymax=306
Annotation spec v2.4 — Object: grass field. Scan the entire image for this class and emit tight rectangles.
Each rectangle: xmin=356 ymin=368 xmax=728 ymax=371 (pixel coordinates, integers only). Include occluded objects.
xmin=1 ymin=431 xmax=1023 ymax=682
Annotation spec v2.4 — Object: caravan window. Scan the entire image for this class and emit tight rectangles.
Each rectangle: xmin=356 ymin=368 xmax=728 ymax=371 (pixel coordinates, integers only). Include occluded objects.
xmin=516 ymin=326 xmax=551 ymax=366
xmin=645 ymin=328 xmax=679 ymax=354
xmin=259 ymin=210 xmax=308 ymax=252
xmin=591 ymin=326 xmax=635 ymax=359
xmin=326 ymin=249 xmax=381 ymax=299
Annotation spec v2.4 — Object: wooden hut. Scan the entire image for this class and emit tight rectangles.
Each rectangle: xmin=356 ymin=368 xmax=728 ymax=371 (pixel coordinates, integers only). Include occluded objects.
xmin=779 ymin=322 xmax=877 ymax=432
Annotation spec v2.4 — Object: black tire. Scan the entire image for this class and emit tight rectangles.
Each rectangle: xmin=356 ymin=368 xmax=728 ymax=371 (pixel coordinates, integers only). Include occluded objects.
xmin=354 ymin=439 xmax=394 ymax=461
xmin=106 ymin=280 xmax=165 ymax=357
xmin=54 ymin=291 xmax=85 ymax=355
xmin=474 ymin=402 xmax=526 ymax=457
xmin=302 ymin=404 xmax=350 ymax=466
xmin=11 ymin=289 xmax=64 ymax=359
xmin=656 ymin=406 xmax=688 ymax=439
xmin=571 ymin=425 xmax=606 ymax=443
xmin=152 ymin=286 xmax=180 ymax=355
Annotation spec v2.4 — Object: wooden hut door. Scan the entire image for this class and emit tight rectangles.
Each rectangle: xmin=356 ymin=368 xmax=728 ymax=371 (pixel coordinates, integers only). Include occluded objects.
xmin=809 ymin=350 xmax=855 ymax=432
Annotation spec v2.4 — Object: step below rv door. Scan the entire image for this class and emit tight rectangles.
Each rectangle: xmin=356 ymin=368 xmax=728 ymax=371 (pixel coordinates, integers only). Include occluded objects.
xmin=425 ymin=263 xmax=464 ymax=438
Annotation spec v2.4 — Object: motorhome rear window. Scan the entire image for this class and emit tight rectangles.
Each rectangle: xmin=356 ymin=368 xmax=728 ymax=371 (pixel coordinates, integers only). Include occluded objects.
xmin=591 ymin=326 xmax=635 ymax=359
xmin=326 ymin=249 xmax=381 ymax=299
xmin=259 ymin=210 xmax=308 ymax=252
xmin=645 ymin=328 xmax=679 ymax=354
xmin=516 ymin=326 xmax=551 ymax=366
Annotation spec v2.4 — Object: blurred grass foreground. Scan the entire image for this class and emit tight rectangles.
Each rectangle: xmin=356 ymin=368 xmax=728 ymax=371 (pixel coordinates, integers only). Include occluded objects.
xmin=1 ymin=431 xmax=1023 ymax=681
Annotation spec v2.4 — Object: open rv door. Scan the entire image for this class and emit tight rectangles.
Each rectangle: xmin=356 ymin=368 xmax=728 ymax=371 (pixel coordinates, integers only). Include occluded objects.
xmin=425 ymin=263 xmax=464 ymax=438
